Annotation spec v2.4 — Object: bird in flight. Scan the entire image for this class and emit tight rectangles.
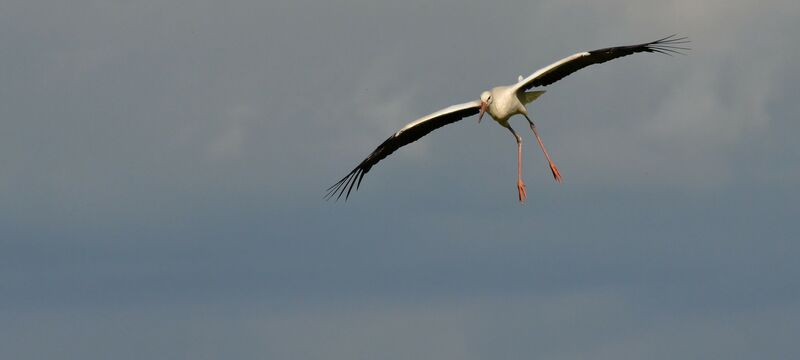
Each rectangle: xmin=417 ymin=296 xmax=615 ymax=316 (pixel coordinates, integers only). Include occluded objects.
xmin=326 ymin=35 xmax=689 ymax=202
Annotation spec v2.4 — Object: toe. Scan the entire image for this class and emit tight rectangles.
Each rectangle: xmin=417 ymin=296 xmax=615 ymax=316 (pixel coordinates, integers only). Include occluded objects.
xmin=550 ymin=164 xmax=563 ymax=183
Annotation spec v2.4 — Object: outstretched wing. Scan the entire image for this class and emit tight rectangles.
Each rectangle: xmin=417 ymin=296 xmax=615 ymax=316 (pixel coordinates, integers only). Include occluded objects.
xmin=515 ymin=35 xmax=689 ymax=91
xmin=326 ymin=100 xmax=481 ymax=201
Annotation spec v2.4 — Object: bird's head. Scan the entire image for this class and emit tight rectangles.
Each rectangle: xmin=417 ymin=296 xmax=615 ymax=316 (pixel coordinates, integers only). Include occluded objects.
xmin=478 ymin=91 xmax=493 ymax=123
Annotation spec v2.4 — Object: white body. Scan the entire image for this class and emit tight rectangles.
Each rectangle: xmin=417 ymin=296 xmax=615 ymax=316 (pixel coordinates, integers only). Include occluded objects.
xmin=488 ymin=86 xmax=525 ymax=122
xmin=486 ymin=86 xmax=527 ymax=123
xmin=483 ymin=86 xmax=546 ymax=124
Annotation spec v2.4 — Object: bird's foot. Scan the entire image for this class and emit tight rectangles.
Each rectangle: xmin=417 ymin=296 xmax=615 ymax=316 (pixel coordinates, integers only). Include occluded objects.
xmin=549 ymin=163 xmax=563 ymax=183
xmin=517 ymin=179 xmax=527 ymax=204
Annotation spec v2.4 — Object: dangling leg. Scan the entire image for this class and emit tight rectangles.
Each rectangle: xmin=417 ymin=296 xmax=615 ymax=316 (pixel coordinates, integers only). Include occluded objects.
xmin=524 ymin=114 xmax=562 ymax=183
xmin=504 ymin=124 xmax=527 ymax=203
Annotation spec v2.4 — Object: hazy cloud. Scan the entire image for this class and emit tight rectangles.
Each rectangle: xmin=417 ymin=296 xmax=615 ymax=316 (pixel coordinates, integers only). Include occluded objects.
xmin=1 ymin=0 xmax=798 ymax=358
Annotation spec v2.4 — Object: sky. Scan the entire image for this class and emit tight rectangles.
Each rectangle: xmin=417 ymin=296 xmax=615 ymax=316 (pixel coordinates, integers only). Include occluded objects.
xmin=2 ymin=0 xmax=799 ymax=358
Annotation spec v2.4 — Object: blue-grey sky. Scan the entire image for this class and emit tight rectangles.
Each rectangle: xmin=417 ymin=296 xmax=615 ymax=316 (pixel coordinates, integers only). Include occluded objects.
xmin=2 ymin=0 xmax=799 ymax=359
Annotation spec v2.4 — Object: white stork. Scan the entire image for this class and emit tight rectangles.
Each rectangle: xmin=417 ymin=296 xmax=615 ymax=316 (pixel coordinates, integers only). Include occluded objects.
xmin=326 ymin=35 xmax=689 ymax=202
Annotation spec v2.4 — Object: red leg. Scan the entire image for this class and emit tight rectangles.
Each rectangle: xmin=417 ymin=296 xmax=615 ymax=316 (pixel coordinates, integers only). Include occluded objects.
xmin=525 ymin=115 xmax=562 ymax=183
xmin=505 ymin=125 xmax=527 ymax=203
xmin=517 ymin=138 xmax=527 ymax=203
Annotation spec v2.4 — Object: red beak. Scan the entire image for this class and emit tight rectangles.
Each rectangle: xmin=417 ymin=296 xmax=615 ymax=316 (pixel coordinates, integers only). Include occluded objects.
xmin=478 ymin=101 xmax=487 ymax=123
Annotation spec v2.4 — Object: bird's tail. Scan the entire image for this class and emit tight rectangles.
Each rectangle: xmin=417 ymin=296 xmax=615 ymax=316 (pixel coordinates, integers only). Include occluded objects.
xmin=522 ymin=90 xmax=546 ymax=104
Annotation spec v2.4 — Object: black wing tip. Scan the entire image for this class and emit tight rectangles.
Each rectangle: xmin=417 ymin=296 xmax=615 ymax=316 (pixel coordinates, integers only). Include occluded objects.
xmin=644 ymin=34 xmax=691 ymax=56
xmin=324 ymin=166 xmax=367 ymax=202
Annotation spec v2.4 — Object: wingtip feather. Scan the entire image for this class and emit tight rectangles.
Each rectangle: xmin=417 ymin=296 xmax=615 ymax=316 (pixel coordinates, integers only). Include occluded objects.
xmin=645 ymin=34 xmax=691 ymax=56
